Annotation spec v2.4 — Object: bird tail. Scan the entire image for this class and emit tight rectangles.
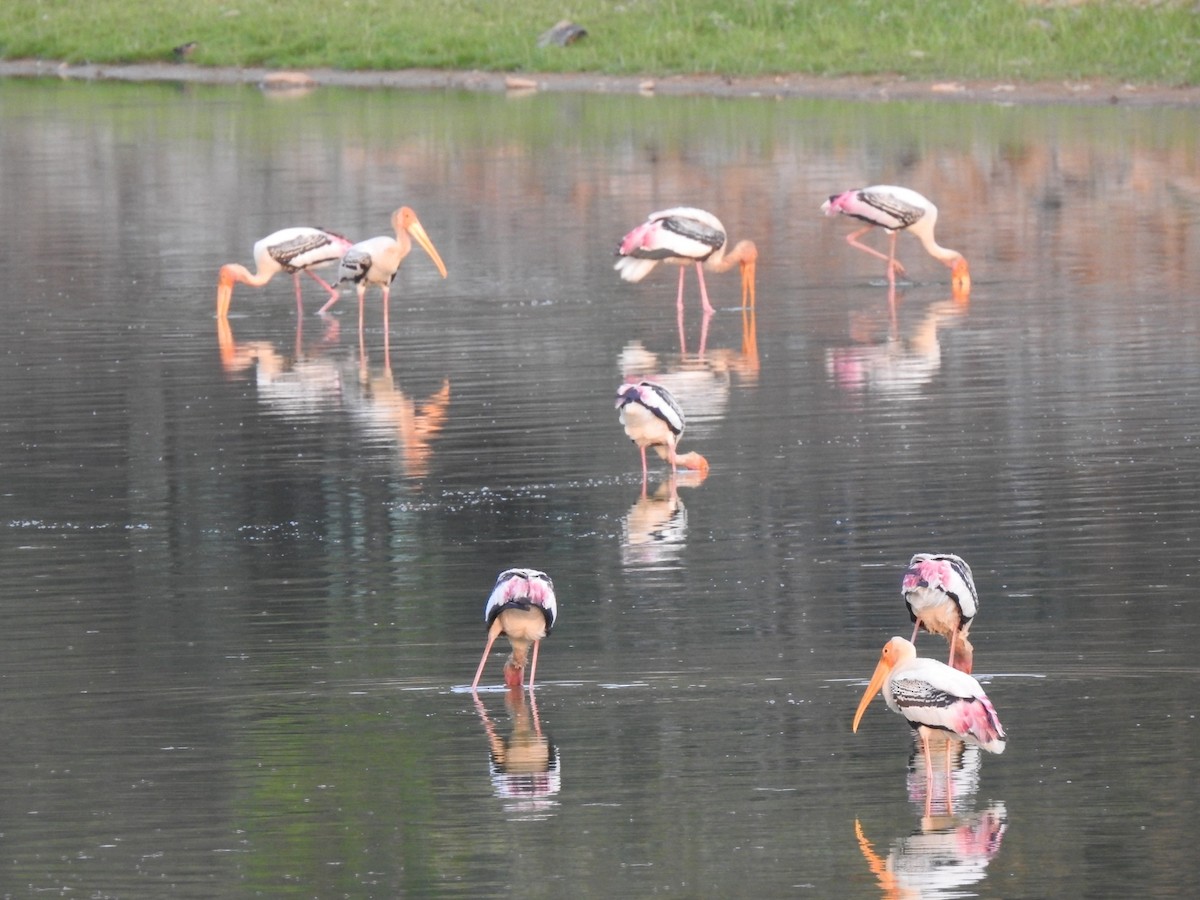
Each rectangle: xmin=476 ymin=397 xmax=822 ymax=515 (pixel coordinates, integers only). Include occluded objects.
xmin=615 ymin=256 xmax=658 ymax=283
xmin=337 ymin=249 xmax=370 ymax=285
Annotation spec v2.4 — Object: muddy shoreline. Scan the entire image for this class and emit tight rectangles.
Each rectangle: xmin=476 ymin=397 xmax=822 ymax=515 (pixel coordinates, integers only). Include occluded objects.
xmin=3 ymin=59 xmax=1199 ymax=107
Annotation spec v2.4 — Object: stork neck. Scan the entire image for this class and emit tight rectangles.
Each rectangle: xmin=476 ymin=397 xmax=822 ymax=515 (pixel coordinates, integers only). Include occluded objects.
xmin=223 ymin=263 xmax=272 ymax=288
xmin=913 ymin=226 xmax=962 ymax=268
xmin=704 ymin=239 xmax=757 ymax=273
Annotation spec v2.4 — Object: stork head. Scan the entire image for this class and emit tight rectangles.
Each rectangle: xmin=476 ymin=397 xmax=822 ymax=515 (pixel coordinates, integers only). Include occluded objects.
xmin=733 ymin=240 xmax=758 ymax=309
xmin=949 ymin=255 xmax=971 ymax=294
xmin=216 ymin=264 xmax=249 ymax=317
xmin=677 ymin=451 xmax=710 ymax=476
xmin=503 ymin=657 xmax=524 ymax=689
xmin=852 ymin=637 xmax=917 ymax=733
xmin=394 ymin=206 xmax=448 ymax=279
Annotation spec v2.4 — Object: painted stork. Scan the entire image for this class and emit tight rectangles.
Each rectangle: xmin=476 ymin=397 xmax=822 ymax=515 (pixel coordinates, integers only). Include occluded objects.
xmin=615 ymin=207 xmax=758 ymax=314
xmin=903 ymin=553 xmax=978 ymax=674
xmin=852 ymin=637 xmax=1005 ymax=814
xmin=821 ymin=186 xmax=970 ymax=292
xmin=615 ymin=381 xmax=709 ymax=484
xmin=472 ymin=568 xmax=558 ymax=691
xmin=337 ymin=206 xmax=448 ymax=336
xmin=216 ymin=226 xmax=353 ymax=318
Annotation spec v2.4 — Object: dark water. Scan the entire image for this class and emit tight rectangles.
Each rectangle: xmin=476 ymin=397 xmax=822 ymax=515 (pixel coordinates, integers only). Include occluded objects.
xmin=1 ymin=77 xmax=1199 ymax=897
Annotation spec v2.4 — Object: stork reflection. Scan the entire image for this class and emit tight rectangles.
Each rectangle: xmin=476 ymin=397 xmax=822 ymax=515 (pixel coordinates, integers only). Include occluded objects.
xmin=216 ymin=315 xmax=344 ymax=417
xmin=905 ymin=734 xmax=984 ymax=817
xmin=621 ymin=477 xmax=692 ymax=569
xmin=825 ymin=290 xmax=969 ymax=399
xmin=473 ymin=688 xmax=561 ymax=817
xmin=347 ymin=351 xmax=451 ymax=481
xmin=855 ymin=802 xmax=1008 ymax=900
xmin=215 ymin=317 xmax=451 ymax=479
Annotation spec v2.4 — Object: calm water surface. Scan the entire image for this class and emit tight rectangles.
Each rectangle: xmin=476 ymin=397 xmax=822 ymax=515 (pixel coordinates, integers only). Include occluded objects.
xmin=1 ymin=78 xmax=1199 ymax=897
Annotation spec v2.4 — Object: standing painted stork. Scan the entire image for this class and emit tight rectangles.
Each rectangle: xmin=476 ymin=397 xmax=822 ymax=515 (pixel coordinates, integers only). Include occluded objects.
xmin=903 ymin=553 xmax=978 ymax=674
xmin=615 ymin=381 xmax=709 ymax=484
xmin=337 ymin=206 xmax=448 ymax=336
xmin=852 ymin=637 xmax=1006 ymax=815
xmin=472 ymin=568 xmax=559 ymax=692
xmin=615 ymin=207 xmax=759 ymax=314
xmin=821 ymin=186 xmax=970 ymax=292
xmin=217 ymin=226 xmax=353 ymax=318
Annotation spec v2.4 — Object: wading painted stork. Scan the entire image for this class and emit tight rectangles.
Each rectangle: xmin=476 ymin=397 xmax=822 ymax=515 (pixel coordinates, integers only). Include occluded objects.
xmin=852 ymin=637 xmax=1006 ymax=815
xmin=821 ymin=186 xmax=970 ymax=292
xmin=216 ymin=226 xmax=353 ymax=318
xmin=472 ymin=568 xmax=559 ymax=691
xmin=337 ymin=206 xmax=448 ymax=335
xmin=903 ymin=553 xmax=978 ymax=674
xmin=615 ymin=207 xmax=758 ymax=314
xmin=615 ymin=381 xmax=709 ymax=484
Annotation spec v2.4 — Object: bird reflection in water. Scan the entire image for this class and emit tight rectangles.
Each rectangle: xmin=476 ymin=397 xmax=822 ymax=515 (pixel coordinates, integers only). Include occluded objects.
xmin=621 ymin=477 xmax=692 ymax=569
xmin=348 ymin=350 xmax=451 ymax=481
xmin=855 ymin=802 xmax=1008 ymax=900
xmin=825 ymin=290 xmax=969 ymax=399
xmin=904 ymin=734 xmax=982 ymax=817
xmin=473 ymin=689 xmax=561 ymax=818
xmin=216 ymin=316 xmax=344 ymax=417
xmin=216 ymin=318 xmax=451 ymax=479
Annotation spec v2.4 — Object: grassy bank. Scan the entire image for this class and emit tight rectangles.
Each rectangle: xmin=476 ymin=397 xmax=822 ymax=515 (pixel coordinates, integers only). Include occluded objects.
xmin=2 ymin=1 xmax=1197 ymax=86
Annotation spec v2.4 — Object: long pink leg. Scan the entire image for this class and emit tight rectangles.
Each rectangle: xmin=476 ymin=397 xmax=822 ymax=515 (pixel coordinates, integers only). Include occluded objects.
xmin=910 ymin=618 xmax=922 ymax=644
xmin=675 ymin=266 xmax=687 ymax=314
xmin=472 ymin=627 xmax=501 ymax=689
xmin=382 ymin=286 xmax=393 ymax=361
xmin=845 ymin=227 xmax=908 ymax=281
xmin=315 ymin=275 xmax=342 ymax=314
xmin=697 ymin=306 xmax=712 ymax=357
xmin=527 ymin=640 xmax=541 ymax=691
xmin=885 ymin=231 xmax=905 ymax=285
xmin=845 ymin=227 xmax=891 ymax=263
xmin=291 ymin=274 xmax=305 ymax=315
xmin=528 ymin=690 xmax=543 ymax=737
xmin=886 ymin=278 xmax=898 ymax=333
xmin=694 ymin=263 xmax=715 ymax=314
xmin=921 ymin=730 xmax=934 ymax=818
xmin=944 ymin=740 xmax=956 ymax=813
xmin=677 ymin=301 xmax=688 ymax=355
xmin=357 ymin=284 xmax=367 ymax=335
xmin=306 ymin=270 xmax=341 ymax=313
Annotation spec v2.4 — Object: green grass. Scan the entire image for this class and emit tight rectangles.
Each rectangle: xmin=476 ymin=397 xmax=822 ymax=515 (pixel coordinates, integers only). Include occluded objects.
xmin=2 ymin=0 xmax=1197 ymax=85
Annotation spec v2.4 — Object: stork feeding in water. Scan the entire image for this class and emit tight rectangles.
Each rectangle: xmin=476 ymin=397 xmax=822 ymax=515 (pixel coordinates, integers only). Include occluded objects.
xmin=821 ymin=186 xmax=970 ymax=293
xmin=216 ymin=226 xmax=353 ymax=318
xmin=471 ymin=568 xmax=559 ymax=692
